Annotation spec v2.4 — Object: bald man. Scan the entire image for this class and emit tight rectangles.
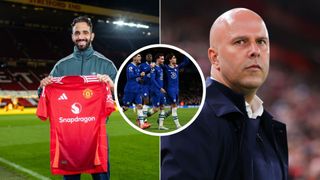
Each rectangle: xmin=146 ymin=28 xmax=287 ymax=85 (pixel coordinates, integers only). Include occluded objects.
xmin=161 ymin=8 xmax=288 ymax=180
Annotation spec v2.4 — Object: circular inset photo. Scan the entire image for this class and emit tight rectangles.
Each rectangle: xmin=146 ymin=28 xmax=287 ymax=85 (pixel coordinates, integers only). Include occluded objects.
xmin=114 ymin=44 xmax=205 ymax=136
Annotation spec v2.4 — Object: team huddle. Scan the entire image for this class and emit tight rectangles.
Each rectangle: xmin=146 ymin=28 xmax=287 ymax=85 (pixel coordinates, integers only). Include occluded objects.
xmin=122 ymin=52 xmax=189 ymax=130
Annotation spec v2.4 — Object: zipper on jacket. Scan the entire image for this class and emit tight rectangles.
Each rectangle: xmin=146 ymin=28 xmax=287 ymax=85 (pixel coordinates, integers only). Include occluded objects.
xmin=80 ymin=51 xmax=84 ymax=75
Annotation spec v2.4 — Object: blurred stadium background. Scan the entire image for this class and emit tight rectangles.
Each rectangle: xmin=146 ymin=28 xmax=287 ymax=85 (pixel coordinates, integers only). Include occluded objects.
xmin=162 ymin=0 xmax=320 ymax=179
xmin=0 ymin=0 xmax=159 ymax=179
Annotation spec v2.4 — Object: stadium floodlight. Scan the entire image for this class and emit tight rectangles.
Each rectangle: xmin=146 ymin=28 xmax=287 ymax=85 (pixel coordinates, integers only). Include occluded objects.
xmin=113 ymin=20 xmax=149 ymax=29
xmin=113 ymin=20 xmax=125 ymax=26
xmin=97 ymin=19 xmax=104 ymax=23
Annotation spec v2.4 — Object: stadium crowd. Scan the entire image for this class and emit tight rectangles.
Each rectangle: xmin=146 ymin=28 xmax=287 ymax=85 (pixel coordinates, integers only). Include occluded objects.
xmin=262 ymin=66 xmax=320 ymax=179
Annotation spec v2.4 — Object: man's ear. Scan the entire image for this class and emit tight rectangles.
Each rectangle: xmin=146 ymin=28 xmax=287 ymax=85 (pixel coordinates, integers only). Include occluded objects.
xmin=208 ymin=47 xmax=220 ymax=70
xmin=91 ymin=32 xmax=95 ymax=41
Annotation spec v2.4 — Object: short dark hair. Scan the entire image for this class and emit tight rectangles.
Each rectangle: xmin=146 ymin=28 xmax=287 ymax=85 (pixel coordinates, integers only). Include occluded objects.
xmin=165 ymin=53 xmax=175 ymax=61
xmin=155 ymin=53 xmax=164 ymax=60
xmin=71 ymin=16 xmax=93 ymax=32
xmin=133 ymin=53 xmax=141 ymax=58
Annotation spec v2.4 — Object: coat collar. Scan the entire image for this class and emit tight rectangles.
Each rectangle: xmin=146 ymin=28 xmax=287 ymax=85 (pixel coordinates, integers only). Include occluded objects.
xmin=206 ymin=79 xmax=247 ymax=117
xmin=206 ymin=79 xmax=276 ymax=120
xmin=73 ymin=45 xmax=94 ymax=60
xmin=206 ymin=79 xmax=286 ymax=128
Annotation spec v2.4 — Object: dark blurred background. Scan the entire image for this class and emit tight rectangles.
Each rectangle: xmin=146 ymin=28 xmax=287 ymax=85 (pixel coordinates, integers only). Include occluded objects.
xmin=162 ymin=0 xmax=320 ymax=179
xmin=0 ymin=0 xmax=159 ymax=68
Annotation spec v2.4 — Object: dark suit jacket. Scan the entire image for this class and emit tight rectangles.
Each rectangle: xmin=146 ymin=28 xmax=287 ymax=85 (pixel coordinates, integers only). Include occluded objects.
xmin=161 ymin=80 xmax=288 ymax=180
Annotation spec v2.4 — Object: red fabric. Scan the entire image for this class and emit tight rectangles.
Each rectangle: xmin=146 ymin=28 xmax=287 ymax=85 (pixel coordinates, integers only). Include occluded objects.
xmin=36 ymin=75 xmax=115 ymax=175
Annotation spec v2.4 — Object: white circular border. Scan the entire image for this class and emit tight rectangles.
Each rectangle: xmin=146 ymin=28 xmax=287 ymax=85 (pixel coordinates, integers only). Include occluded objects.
xmin=114 ymin=44 xmax=206 ymax=136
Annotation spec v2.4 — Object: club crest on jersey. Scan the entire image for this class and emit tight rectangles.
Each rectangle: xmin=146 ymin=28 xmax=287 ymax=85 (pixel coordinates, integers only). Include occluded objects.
xmin=83 ymin=88 xmax=93 ymax=99
xmin=71 ymin=103 xmax=82 ymax=114
xmin=170 ymin=72 xmax=177 ymax=79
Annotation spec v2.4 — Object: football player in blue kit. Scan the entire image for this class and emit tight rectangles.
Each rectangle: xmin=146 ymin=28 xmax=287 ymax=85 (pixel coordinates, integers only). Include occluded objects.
xmin=163 ymin=53 xmax=189 ymax=129
xmin=147 ymin=53 xmax=169 ymax=130
xmin=122 ymin=54 xmax=150 ymax=129
xmin=139 ymin=53 xmax=153 ymax=127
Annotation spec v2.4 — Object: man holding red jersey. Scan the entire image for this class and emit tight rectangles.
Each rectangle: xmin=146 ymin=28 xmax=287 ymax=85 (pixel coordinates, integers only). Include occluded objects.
xmin=38 ymin=16 xmax=117 ymax=180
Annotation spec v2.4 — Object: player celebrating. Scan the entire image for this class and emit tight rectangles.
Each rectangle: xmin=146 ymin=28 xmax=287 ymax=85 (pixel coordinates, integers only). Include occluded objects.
xmin=147 ymin=53 xmax=168 ymax=130
xmin=122 ymin=54 xmax=149 ymax=129
xmin=139 ymin=53 xmax=153 ymax=125
xmin=163 ymin=53 xmax=189 ymax=129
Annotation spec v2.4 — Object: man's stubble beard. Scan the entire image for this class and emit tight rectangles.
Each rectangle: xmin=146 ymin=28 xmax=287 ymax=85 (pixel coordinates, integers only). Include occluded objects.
xmin=75 ymin=39 xmax=92 ymax=51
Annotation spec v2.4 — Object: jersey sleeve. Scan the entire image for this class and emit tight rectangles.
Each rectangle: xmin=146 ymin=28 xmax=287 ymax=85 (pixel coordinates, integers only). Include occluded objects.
xmin=50 ymin=63 xmax=62 ymax=77
xmin=142 ymin=73 xmax=150 ymax=83
xmin=106 ymin=61 xmax=117 ymax=82
xmin=127 ymin=64 xmax=140 ymax=80
xmin=36 ymin=87 xmax=48 ymax=121
xmin=178 ymin=57 xmax=190 ymax=69
xmin=105 ymin=84 xmax=115 ymax=117
xmin=150 ymin=68 xmax=162 ymax=90
xmin=140 ymin=64 xmax=151 ymax=83
xmin=141 ymin=63 xmax=151 ymax=73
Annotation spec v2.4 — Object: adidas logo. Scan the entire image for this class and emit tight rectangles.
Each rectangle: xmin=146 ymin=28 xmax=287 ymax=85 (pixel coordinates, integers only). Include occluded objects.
xmin=58 ymin=93 xmax=68 ymax=100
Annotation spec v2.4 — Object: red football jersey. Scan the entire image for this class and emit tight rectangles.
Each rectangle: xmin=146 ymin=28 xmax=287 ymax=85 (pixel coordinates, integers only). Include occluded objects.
xmin=36 ymin=75 xmax=115 ymax=175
